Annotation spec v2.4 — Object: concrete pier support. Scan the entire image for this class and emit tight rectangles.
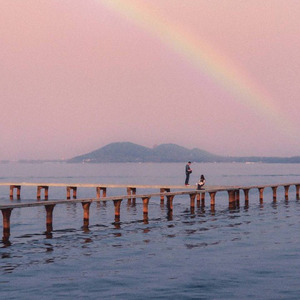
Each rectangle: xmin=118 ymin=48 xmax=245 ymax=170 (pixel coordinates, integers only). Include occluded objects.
xmin=142 ymin=197 xmax=150 ymax=223
xmin=127 ymin=187 xmax=136 ymax=205
xmin=190 ymin=194 xmax=196 ymax=214
xmin=96 ymin=187 xmax=107 ymax=199
xmin=160 ymin=188 xmax=170 ymax=204
xmin=235 ymin=190 xmax=240 ymax=207
xmin=10 ymin=185 xmax=21 ymax=200
xmin=142 ymin=197 xmax=150 ymax=224
xmin=284 ymin=185 xmax=290 ymax=201
xmin=82 ymin=202 xmax=91 ymax=229
xmin=1 ymin=208 xmax=12 ymax=244
xmin=67 ymin=186 xmax=77 ymax=199
xmin=272 ymin=186 xmax=278 ymax=202
xmin=258 ymin=187 xmax=264 ymax=203
xmin=243 ymin=189 xmax=249 ymax=206
xmin=113 ymin=199 xmax=122 ymax=223
xmin=296 ymin=185 xmax=300 ymax=200
xmin=37 ymin=186 xmax=49 ymax=200
xmin=196 ymin=193 xmax=201 ymax=207
xmin=45 ymin=205 xmax=55 ymax=233
xmin=166 ymin=195 xmax=174 ymax=211
xmin=209 ymin=192 xmax=216 ymax=212
xmin=228 ymin=190 xmax=236 ymax=208
xmin=196 ymin=193 xmax=206 ymax=207
xmin=201 ymin=193 xmax=205 ymax=207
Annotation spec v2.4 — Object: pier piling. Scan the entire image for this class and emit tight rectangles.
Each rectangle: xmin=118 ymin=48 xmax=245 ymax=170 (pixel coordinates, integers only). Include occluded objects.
xmin=201 ymin=193 xmax=205 ymax=207
xmin=113 ymin=199 xmax=122 ymax=223
xmin=284 ymin=185 xmax=290 ymax=201
xmin=190 ymin=194 xmax=196 ymax=214
xmin=1 ymin=208 xmax=12 ymax=243
xmin=67 ymin=186 xmax=77 ymax=199
xmin=10 ymin=185 xmax=21 ymax=200
xmin=166 ymin=195 xmax=174 ymax=211
xmin=272 ymin=186 xmax=278 ymax=202
xmin=258 ymin=187 xmax=264 ymax=203
xmin=127 ymin=187 xmax=137 ymax=205
xmin=82 ymin=202 xmax=91 ymax=228
xmin=235 ymin=190 xmax=240 ymax=207
xmin=96 ymin=187 xmax=107 ymax=199
xmin=296 ymin=185 xmax=300 ymax=200
xmin=160 ymin=188 xmax=170 ymax=204
xmin=2 ymin=182 xmax=300 ymax=243
xmin=45 ymin=205 xmax=55 ymax=233
xmin=142 ymin=197 xmax=150 ymax=216
xmin=142 ymin=197 xmax=150 ymax=224
xmin=37 ymin=186 xmax=49 ymax=200
xmin=196 ymin=193 xmax=201 ymax=207
xmin=228 ymin=190 xmax=236 ymax=209
xmin=243 ymin=189 xmax=249 ymax=206
xmin=209 ymin=192 xmax=216 ymax=212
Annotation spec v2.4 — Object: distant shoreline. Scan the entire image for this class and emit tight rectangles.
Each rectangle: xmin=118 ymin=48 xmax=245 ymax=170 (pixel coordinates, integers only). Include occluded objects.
xmin=2 ymin=160 xmax=300 ymax=164
xmin=2 ymin=141 xmax=300 ymax=164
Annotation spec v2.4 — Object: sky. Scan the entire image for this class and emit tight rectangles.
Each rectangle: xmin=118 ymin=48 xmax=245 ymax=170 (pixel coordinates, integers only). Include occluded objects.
xmin=1 ymin=0 xmax=300 ymax=160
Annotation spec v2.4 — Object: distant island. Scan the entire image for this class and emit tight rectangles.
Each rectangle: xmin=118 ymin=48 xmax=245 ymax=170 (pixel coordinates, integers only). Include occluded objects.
xmin=67 ymin=142 xmax=300 ymax=163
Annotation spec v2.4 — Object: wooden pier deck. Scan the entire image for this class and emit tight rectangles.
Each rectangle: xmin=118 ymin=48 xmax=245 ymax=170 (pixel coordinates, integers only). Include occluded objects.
xmin=1 ymin=182 xmax=300 ymax=244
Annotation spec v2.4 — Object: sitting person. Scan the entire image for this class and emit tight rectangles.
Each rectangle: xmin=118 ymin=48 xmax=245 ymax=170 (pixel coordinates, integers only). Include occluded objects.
xmin=197 ymin=175 xmax=206 ymax=190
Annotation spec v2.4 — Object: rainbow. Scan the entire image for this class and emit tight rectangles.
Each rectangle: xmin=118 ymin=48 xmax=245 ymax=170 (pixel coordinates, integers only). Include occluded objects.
xmin=98 ymin=0 xmax=294 ymax=136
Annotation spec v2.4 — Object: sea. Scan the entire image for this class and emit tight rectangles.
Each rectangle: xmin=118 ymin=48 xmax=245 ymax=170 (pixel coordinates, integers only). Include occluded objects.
xmin=1 ymin=162 xmax=300 ymax=300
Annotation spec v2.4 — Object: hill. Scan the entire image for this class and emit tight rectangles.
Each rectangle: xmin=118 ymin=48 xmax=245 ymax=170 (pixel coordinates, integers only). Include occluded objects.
xmin=67 ymin=142 xmax=221 ymax=163
xmin=67 ymin=142 xmax=300 ymax=163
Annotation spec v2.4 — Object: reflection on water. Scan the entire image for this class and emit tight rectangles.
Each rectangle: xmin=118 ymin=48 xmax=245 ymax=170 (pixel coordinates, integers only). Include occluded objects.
xmin=1 ymin=163 xmax=300 ymax=299
xmin=1 ymin=199 xmax=299 ymax=299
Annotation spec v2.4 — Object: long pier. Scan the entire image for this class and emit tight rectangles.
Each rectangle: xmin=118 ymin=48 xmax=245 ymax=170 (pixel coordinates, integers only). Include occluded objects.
xmin=1 ymin=182 xmax=300 ymax=244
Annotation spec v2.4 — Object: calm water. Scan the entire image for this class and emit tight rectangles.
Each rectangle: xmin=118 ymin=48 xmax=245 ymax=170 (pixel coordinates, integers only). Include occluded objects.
xmin=1 ymin=162 xmax=300 ymax=299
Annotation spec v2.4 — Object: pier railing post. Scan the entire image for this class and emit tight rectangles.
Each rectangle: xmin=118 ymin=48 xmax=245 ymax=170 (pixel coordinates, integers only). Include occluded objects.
xmin=1 ymin=208 xmax=12 ymax=244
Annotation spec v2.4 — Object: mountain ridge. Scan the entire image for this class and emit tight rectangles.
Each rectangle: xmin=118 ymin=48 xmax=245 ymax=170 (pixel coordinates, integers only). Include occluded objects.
xmin=67 ymin=142 xmax=300 ymax=163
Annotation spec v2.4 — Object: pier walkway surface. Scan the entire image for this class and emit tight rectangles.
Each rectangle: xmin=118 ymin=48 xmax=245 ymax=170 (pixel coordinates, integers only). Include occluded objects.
xmin=1 ymin=182 xmax=300 ymax=244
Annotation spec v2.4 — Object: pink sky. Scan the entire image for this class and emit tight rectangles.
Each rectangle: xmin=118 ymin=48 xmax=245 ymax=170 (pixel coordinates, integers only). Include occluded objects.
xmin=1 ymin=0 xmax=300 ymax=160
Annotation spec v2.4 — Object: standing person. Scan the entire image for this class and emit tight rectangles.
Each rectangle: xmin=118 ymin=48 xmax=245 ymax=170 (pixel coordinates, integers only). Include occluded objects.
xmin=185 ymin=161 xmax=192 ymax=185
xmin=197 ymin=175 xmax=206 ymax=190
